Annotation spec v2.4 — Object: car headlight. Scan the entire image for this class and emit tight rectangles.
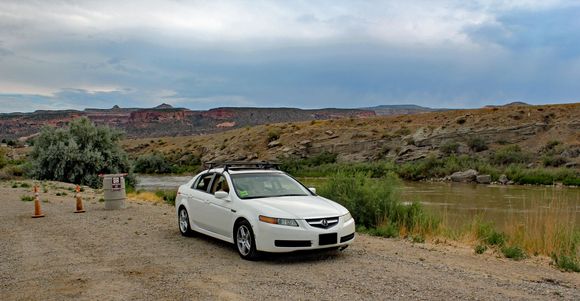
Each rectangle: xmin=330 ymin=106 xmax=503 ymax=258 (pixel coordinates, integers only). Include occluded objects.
xmin=259 ymin=215 xmax=299 ymax=227
xmin=342 ymin=212 xmax=353 ymax=222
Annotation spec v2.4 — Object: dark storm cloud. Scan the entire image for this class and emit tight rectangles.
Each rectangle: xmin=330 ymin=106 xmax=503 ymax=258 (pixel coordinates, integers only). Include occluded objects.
xmin=0 ymin=0 xmax=579 ymax=112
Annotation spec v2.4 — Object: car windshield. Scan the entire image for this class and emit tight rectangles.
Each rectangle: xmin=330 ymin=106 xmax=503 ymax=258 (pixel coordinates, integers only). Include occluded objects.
xmin=230 ymin=173 xmax=311 ymax=199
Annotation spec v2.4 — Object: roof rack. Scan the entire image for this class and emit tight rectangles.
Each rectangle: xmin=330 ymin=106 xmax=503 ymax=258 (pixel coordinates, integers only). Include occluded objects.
xmin=204 ymin=161 xmax=281 ymax=172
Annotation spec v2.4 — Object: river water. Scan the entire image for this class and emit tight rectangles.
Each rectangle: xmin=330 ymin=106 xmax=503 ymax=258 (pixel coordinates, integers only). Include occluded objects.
xmin=136 ymin=175 xmax=579 ymax=230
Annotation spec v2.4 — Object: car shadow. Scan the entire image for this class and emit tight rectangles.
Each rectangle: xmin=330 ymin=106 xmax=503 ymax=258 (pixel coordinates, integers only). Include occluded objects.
xmin=177 ymin=230 xmax=349 ymax=264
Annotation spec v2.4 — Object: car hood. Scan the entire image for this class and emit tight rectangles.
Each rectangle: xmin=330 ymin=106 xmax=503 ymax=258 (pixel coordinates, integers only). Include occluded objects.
xmin=246 ymin=196 xmax=348 ymax=219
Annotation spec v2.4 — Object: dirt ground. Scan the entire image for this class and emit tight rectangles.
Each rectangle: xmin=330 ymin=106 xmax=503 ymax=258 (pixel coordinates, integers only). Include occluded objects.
xmin=1 ymin=181 xmax=579 ymax=301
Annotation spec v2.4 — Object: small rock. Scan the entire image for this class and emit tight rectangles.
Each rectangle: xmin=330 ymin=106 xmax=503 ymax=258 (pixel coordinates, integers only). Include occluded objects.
xmin=299 ymin=139 xmax=312 ymax=146
xmin=498 ymin=174 xmax=509 ymax=184
xmin=507 ymin=180 xmax=514 ymax=185
xmin=267 ymin=140 xmax=281 ymax=148
xmin=564 ymin=162 xmax=578 ymax=168
xmin=325 ymin=130 xmax=334 ymax=136
xmin=476 ymin=175 xmax=491 ymax=184
xmin=450 ymin=169 xmax=478 ymax=182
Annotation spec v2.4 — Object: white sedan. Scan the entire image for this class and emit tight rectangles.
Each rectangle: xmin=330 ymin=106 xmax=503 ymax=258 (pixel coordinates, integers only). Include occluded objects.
xmin=175 ymin=163 xmax=356 ymax=260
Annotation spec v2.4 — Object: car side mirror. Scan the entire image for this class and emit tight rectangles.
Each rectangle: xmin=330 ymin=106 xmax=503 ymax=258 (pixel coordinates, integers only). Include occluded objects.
xmin=215 ymin=191 xmax=229 ymax=200
xmin=309 ymin=187 xmax=317 ymax=194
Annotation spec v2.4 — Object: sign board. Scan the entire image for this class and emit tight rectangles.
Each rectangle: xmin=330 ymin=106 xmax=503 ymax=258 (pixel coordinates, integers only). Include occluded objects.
xmin=112 ymin=176 xmax=122 ymax=191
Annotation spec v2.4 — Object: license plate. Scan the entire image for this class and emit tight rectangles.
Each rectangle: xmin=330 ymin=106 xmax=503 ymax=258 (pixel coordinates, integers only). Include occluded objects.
xmin=319 ymin=233 xmax=338 ymax=245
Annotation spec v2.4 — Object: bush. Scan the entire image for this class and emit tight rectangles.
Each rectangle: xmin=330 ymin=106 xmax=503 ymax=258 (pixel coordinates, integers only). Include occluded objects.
xmin=267 ymin=129 xmax=281 ymax=143
xmin=20 ymin=195 xmax=34 ymax=202
xmin=491 ymin=145 xmax=531 ymax=165
xmin=369 ymin=222 xmax=399 ymax=238
xmin=155 ymin=190 xmax=177 ymax=205
xmin=318 ymin=172 xmax=439 ymax=235
xmin=307 ymin=152 xmax=338 ymax=166
xmin=474 ymin=245 xmax=487 ymax=254
xmin=0 ymin=147 xmax=7 ymax=169
xmin=440 ymin=141 xmax=459 ymax=155
xmin=467 ymin=137 xmax=488 ymax=152
xmin=475 ymin=221 xmax=506 ymax=246
xmin=30 ymin=117 xmax=133 ymax=188
xmin=541 ymin=140 xmax=561 ymax=154
xmin=542 ymin=155 xmax=567 ymax=167
xmin=134 ymin=153 xmax=172 ymax=174
xmin=551 ymin=253 xmax=580 ymax=272
xmin=501 ymin=246 xmax=526 ymax=260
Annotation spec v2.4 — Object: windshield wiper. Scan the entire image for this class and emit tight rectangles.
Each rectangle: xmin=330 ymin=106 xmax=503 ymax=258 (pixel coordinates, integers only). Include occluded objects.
xmin=275 ymin=194 xmax=307 ymax=197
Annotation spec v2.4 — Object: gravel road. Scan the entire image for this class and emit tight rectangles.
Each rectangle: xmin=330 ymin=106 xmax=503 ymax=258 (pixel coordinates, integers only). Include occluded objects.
xmin=1 ymin=181 xmax=578 ymax=300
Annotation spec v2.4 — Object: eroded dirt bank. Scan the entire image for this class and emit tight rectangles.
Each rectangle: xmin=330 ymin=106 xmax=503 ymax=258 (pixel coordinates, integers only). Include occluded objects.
xmin=1 ymin=181 xmax=578 ymax=300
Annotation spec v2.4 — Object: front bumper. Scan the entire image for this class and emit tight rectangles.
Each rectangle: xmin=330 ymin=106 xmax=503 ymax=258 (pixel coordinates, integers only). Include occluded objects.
xmin=254 ymin=216 xmax=356 ymax=253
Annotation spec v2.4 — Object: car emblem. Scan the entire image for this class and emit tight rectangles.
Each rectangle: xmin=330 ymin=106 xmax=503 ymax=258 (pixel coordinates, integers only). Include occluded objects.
xmin=321 ymin=219 xmax=328 ymax=227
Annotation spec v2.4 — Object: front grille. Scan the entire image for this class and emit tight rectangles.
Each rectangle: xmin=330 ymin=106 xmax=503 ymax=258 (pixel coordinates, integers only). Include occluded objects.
xmin=306 ymin=217 xmax=339 ymax=229
xmin=275 ymin=240 xmax=312 ymax=247
xmin=340 ymin=233 xmax=355 ymax=243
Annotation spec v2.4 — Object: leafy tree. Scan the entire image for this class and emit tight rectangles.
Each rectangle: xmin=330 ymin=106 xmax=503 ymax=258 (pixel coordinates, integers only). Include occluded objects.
xmin=30 ymin=117 xmax=133 ymax=188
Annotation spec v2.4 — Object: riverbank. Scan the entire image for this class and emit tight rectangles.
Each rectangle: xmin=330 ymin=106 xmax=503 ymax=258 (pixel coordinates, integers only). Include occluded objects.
xmin=1 ymin=179 xmax=578 ymax=300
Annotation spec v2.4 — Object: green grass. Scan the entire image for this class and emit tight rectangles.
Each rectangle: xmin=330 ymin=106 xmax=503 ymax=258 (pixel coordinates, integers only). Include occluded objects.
xmin=155 ymin=190 xmax=177 ymax=205
xmin=501 ymin=245 xmax=526 ymax=260
xmin=551 ymin=253 xmax=580 ymax=272
xmin=281 ymin=155 xmax=579 ymax=186
xmin=317 ymin=171 xmax=439 ymax=239
xmin=20 ymin=195 xmax=34 ymax=202
xmin=474 ymin=245 xmax=487 ymax=254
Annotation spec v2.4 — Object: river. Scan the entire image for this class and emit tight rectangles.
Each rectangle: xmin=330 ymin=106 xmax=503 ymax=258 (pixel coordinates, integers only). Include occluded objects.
xmin=136 ymin=175 xmax=579 ymax=230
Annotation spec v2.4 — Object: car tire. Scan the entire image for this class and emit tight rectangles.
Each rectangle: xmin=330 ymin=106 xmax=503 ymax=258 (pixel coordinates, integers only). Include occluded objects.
xmin=234 ymin=220 xmax=259 ymax=260
xmin=178 ymin=207 xmax=195 ymax=237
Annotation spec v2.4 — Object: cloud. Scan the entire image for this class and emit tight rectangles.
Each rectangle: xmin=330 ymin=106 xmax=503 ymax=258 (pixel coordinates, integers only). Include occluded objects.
xmin=0 ymin=0 xmax=579 ymax=112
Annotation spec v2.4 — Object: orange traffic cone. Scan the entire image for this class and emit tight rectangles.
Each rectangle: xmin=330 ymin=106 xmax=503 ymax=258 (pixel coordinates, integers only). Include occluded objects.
xmin=31 ymin=185 xmax=45 ymax=218
xmin=74 ymin=185 xmax=85 ymax=213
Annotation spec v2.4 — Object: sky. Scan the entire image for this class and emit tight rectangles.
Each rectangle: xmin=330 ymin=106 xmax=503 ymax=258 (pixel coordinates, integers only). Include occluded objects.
xmin=0 ymin=0 xmax=579 ymax=112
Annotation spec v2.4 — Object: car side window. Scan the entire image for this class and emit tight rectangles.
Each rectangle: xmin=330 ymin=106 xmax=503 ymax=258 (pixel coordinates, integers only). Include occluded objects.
xmin=211 ymin=175 xmax=230 ymax=194
xmin=193 ymin=173 xmax=214 ymax=192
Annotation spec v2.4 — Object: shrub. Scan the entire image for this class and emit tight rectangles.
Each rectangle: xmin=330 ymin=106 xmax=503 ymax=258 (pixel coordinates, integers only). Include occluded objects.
xmin=467 ymin=137 xmax=488 ymax=152
xmin=318 ymin=172 xmax=439 ymax=235
xmin=551 ymin=253 xmax=580 ymax=272
xmin=542 ymin=140 xmax=561 ymax=154
xmin=318 ymin=172 xmax=400 ymax=228
xmin=30 ymin=117 xmax=133 ymax=188
xmin=20 ymin=195 xmax=34 ymax=202
xmin=369 ymin=222 xmax=399 ymax=238
xmin=440 ymin=141 xmax=459 ymax=155
xmin=0 ymin=147 xmax=7 ymax=169
xmin=20 ymin=182 xmax=30 ymax=188
xmin=307 ymin=152 xmax=337 ymax=166
xmin=475 ymin=221 xmax=505 ymax=246
xmin=474 ymin=245 xmax=487 ymax=254
xmin=134 ymin=153 xmax=172 ymax=174
xmin=501 ymin=246 xmax=526 ymax=260
xmin=491 ymin=145 xmax=531 ymax=165
xmin=267 ymin=129 xmax=281 ymax=142
xmin=155 ymin=190 xmax=177 ymax=205
xmin=542 ymin=155 xmax=567 ymax=167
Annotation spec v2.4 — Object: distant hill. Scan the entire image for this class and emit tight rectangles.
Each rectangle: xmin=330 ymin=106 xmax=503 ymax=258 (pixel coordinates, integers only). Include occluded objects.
xmin=121 ymin=103 xmax=580 ymax=165
xmin=485 ymin=101 xmax=531 ymax=108
xmin=0 ymin=105 xmax=375 ymax=140
xmin=362 ymin=104 xmax=446 ymax=116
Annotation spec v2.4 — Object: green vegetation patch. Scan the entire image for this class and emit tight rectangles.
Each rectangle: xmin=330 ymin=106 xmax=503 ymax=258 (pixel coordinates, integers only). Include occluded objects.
xmin=501 ymin=245 xmax=526 ymax=260
xmin=20 ymin=195 xmax=34 ymax=202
